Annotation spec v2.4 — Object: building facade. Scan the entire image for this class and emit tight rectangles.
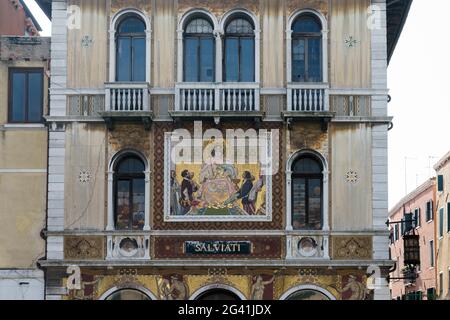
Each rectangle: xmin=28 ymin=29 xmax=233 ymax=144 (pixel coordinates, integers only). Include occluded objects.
xmin=388 ymin=178 xmax=437 ymax=300
xmin=0 ymin=2 xmax=50 ymax=299
xmin=37 ymin=0 xmax=410 ymax=300
xmin=434 ymin=152 xmax=450 ymax=300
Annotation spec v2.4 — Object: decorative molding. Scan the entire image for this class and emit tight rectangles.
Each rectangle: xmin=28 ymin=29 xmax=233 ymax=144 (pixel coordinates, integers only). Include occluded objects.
xmin=64 ymin=236 xmax=105 ymax=260
xmin=331 ymin=236 xmax=372 ymax=260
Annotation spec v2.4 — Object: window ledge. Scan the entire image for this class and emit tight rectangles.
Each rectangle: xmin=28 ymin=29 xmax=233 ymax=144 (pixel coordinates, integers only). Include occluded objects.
xmin=0 ymin=123 xmax=46 ymax=130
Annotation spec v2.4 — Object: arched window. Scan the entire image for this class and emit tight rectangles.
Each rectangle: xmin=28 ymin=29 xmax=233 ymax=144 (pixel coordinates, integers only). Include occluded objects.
xmin=184 ymin=17 xmax=215 ymax=82
xmin=291 ymin=155 xmax=323 ymax=230
xmin=291 ymin=14 xmax=322 ymax=82
xmin=114 ymin=156 xmax=145 ymax=230
xmin=224 ymin=17 xmax=255 ymax=82
xmin=286 ymin=290 xmax=330 ymax=300
xmin=105 ymin=289 xmax=150 ymax=300
xmin=116 ymin=16 xmax=146 ymax=82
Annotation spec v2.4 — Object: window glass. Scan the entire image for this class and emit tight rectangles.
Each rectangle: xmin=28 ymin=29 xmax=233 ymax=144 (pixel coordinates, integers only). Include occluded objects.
xmin=132 ymin=38 xmax=146 ymax=81
xmin=186 ymin=18 xmax=213 ymax=34
xmin=226 ymin=18 xmax=253 ymax=34
xmin=117 ymin=37 xmax=131 ymax=81
xmin=292 ymin=15 xmax=322 ymax=33
xmin=116 ymin=180 xmax=131 ymax=229
xmin=240 ymin=38 xmax=255 ymax=82
xmin=28 ymin=72 xmax=43 ymax=122
xmin=292 ymin=39 xmax=306 ymax=82
xmin=118 ymin=17 xmax=145 ymax=33
xmin=292 ymin=156 xmax=323 ymax=230
xmin=184 ymin=38 xmax=199 ymax=82
xmin=117 ymin=157 xmax=145 ymax=173
xmin=200 ymin=38 xmax=214 ymax=82
xmin=225 ymin=38 xmax=239 ymax=81
xmin=11 ymin=72 xmax=26 ymax=122
xmin=308 ymin=38 xmax=322 ymax=82
xmin=9 ymin=70 xmax=43 ymax=123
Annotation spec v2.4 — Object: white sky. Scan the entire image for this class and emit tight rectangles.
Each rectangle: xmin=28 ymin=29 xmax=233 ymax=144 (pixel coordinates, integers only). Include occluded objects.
xmin=388 ymin=0 xmax=450 ymax=208
xmin=27 ymin=0 xmax=450 ymax=209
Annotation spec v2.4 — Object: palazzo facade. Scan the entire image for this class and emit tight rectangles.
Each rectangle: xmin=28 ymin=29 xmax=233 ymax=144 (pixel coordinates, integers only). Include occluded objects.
xmin=38 ymin=0 xmax=411 ymax=300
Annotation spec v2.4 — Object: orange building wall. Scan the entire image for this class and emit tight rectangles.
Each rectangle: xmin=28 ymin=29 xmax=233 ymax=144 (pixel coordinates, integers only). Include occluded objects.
xmin=389 ymin=179 xmax=437 ymax=300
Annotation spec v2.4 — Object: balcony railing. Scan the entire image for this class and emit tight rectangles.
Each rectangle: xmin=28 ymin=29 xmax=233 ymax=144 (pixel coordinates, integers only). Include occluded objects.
xmin=105 ymin=82 xmax=150 ymax=112
xmin=175 ymin=83 xmax=260 ymax=113
xmin=330 ymin=94 xmax=372 ymax=117
xmin=67 ymin=94 xmax=105 ymax=116
xmin=287 ymin=84 xmax=329 ymax=112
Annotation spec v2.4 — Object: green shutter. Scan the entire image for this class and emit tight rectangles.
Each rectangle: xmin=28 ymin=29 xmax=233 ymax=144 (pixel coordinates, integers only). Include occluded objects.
xmin=438 ymin=175 xmax=444 ymax=192
xmin=447 ymin=203 xmax=450 ymax=233
xmin=439 ymin=209 xmax=444 ymax=237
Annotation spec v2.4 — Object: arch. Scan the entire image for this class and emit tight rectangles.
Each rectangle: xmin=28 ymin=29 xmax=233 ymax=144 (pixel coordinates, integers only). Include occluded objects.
xmin=279 ymin=284 xmax=336 ymax=300
xmin=287 ymin=148 xmax=328 ymax=173
xmin=189 ymin=284 xmax=247 ymax=300
xmin=287 ymin=9 xmax=327 ymax=33
xmin=99 ymin=284 xmax=157 ymax=300
xmin=109 ymin=8 xmax=151 ymax=83
xmin=178 ymin=8 xmax=219 ymax=33
xmin=106 ymin=149 xmax=151 ymax=231
xmin=285 ymin=149 xmax=329 ymax=231
xmin=286 ymin=9 xmax=328 ymax=83
xmin=109 ymin=149 xmax=149 ymax=172
xmin=219 ymin=8 xmax=259 ymax=33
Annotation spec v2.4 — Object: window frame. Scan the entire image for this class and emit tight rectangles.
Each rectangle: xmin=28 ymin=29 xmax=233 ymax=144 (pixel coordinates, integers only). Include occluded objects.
xmin=291 ymin=156 xmax=323 ymax=231
xmin=183 ymin=17 xmax=216 ymax=83
xmin=8 ymin=67 xmax=44 ymax=124
xmin=115 ymin=16 xmax=146 ymax=82
xmin=113 ymin=156 xmax=146 ymax=230
xmin=291 ymin=14 xmax=323 ymax=83
xmin=223 ymin=17 xmax=255 ymax=83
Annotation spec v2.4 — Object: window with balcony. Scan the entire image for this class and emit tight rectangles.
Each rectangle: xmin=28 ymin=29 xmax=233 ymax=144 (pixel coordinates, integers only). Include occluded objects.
xmin=8 ymin=68 xmax=43 ymax=123
xmin=291 ymin=14 xmax=322 ymax=83
xmin=291 ymin=155 xmax=323 ymax=230
xmin=116 ymin=16 xmax=146 ymax=82
xmin=114 ymin=156 xmax=146 ymax=230
xmin=183 ymin=17 xmax=215 ymax=82
xmin=224 ymin=17 xmax=255 ymax=82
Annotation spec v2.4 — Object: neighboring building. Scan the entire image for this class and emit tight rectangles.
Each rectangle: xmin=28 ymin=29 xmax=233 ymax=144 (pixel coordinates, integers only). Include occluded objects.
xmin=434 ymin=152 xmax=450 ymax=300
xmin=0 ymin=11 xmax=50 ymax=299
xmin=389 ymin=178 xmax=437 ymax=300
xmin=37 ymin=0 xmax=411 ymax=300
xmin=0 ymin=0 xmax=42 ymax=36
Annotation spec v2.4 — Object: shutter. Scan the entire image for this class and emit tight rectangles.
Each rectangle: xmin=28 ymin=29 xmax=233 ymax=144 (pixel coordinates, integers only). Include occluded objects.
xmin=439 ymin=209 xmax=444 ymax=237
xmin=438 ymin=175 xmax=444 ymax=192
xmin=448 ymin=203 xmax=450 ymax=232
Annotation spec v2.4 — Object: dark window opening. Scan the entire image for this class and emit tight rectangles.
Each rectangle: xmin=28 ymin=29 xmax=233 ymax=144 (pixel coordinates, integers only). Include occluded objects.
xmin=8 ymin=68 xmax=44 ymax=123
xmin=114 ymin=156 xmax=145 ymax=230
xmin=291 ymin=155 xmax=323 ymax=230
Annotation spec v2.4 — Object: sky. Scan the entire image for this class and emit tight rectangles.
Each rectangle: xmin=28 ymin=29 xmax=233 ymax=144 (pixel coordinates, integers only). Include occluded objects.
xmin=26 ymin=0 xmax=450 ymax=209
xmin=388 ymin=0 xmax=450 ymax=207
